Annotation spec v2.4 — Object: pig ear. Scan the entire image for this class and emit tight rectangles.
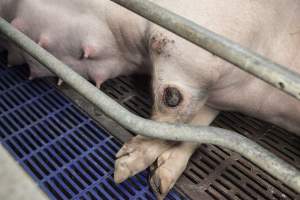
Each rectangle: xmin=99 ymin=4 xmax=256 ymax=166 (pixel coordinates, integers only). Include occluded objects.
xmin=11 ymin=18 xmax=26 ymax=32
xmin=82 ymin=45 xmax=97 ymax=59
xmin=38 ymin=35 xmax=50 ymax=48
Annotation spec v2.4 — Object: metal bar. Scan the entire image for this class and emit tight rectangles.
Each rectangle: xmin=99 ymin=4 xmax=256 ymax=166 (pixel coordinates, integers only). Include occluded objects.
xmin=110 ymin=0 xmax=300 ymax=100
xmin=0 ymin=17 xmax=299 ymax=193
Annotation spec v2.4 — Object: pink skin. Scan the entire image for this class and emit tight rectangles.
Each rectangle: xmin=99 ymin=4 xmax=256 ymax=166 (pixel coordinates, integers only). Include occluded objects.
xmin=11 ymin=0 xmax=149 ymax=86
xmin=5 ymin=0 xmax=300 ymax=199
xmin=114 ymin=0 xmax=300 ymax=199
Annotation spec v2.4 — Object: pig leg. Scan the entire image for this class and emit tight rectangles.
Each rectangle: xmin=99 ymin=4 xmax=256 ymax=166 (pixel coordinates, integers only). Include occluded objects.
xmin=149 ymin=106 xmax=219 ymax=200
xmin=114 ymin=135 xmax=176 ymax=183
xmin=114 ymin=100 xmax=193 ymax=183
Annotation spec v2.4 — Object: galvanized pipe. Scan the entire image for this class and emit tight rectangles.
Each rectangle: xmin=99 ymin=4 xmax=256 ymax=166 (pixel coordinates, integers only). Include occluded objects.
xmin=110 ymin=0 xmax=300 ymax=101
xmin=0 ymin=17 xmax=299 ymax=193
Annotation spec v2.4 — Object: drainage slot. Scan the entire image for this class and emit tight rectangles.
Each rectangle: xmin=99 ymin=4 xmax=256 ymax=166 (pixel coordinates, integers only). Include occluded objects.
xmin=93 ymin=187 xmax=110 ymax=200
xmin=24 ymin=159 xmax=43 ymax=180
xmin=44 ymin=181 xmax=63 ymax=200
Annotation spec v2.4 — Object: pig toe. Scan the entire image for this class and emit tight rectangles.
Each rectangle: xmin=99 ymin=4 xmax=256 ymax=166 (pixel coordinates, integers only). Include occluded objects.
xmin=149 ymin=146 xmax=192 ymax=199
xmin=114 ymin=136 xmax=175 ymax=183
xmin=114 ymin=147 xmax=152 ymax=183
xmin=149 ymin=158 xmax=176 ymax=199
xmin=114 ymin=158 xmax=132 ymax=183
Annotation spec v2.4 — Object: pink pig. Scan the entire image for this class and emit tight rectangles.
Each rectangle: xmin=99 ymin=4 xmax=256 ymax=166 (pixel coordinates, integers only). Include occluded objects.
xmin=112 ymin=0 xmax=300 ymax=199
xmin=3 ymin=1 xmax=300 ymax=199
xmin=10 ymin=0 xmax=149 ymax=86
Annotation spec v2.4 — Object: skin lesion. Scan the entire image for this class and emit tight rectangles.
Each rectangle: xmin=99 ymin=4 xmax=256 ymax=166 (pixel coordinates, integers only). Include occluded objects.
xmin=163 ymin=87 xmax=183 ymax=107
xmin=153 ymin=83 xmax=202 ymax=123
xmin=150 ymin=32 xmax=175 ymax=58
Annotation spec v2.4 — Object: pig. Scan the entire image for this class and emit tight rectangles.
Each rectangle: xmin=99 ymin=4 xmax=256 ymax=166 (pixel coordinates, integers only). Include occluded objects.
xmin=112 ymin=0 xmax=300 ymax=199
xmin=11 ymin=0 xmax=150 ymax=86
xmin=5 ymin=0 xmax=300 ymax=199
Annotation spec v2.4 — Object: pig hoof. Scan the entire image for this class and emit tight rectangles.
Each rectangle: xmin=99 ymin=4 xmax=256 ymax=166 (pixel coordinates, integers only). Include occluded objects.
xmin=114 ymin=136 xmax=174 ymax=183
xmin=149 ymin=146 xmax=190 ymax=200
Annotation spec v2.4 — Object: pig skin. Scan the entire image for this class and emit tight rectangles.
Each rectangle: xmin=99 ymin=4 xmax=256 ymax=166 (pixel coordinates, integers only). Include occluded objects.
xmin=10 ymin=0 xmax=150 ymax=86
xmin=2 ymin=0 xmax=300 ymax=199
xmin=114 ymin=0 xmax=300 ymax=199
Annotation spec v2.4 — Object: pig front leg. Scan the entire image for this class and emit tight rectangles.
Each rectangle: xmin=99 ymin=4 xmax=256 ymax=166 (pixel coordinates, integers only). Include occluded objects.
xmin=115 ymin=83 xmax=217 ymax=200
xmin=149 ymin=106 xmax=219 ymax=200
xmin=114 ymin=85 xmax=191 ymax=183
xmin=114 ymin=87 xmax=192 ymax=184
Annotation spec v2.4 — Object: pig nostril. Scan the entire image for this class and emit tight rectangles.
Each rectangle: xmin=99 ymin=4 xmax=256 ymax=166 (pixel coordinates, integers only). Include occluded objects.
xmin=163 ymin=87 xmax=183 ymax=107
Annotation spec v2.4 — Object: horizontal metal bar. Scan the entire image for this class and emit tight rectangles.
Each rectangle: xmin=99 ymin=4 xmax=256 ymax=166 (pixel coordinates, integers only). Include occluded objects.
xmin=0 ymin=17 xmax=299 ymax=193
xmin=110 ymin=0 xmax=300 ymax=101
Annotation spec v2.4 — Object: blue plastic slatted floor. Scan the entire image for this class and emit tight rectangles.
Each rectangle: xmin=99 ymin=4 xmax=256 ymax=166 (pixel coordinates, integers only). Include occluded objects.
xmin=0 ymin=60 xmax=186 ymax=200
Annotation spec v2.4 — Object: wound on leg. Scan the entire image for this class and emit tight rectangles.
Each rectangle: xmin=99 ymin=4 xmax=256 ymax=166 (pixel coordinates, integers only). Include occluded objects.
xmin=163 ymin=87 xmax=183 ymax=107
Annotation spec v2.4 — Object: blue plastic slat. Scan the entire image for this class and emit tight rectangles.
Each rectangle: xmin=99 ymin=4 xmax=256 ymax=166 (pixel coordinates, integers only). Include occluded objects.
xmin=0 ymin=60 xmax=187 ymax=200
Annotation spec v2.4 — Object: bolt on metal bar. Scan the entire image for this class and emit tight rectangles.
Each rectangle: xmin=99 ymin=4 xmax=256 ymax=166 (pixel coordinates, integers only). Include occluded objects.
xmin=110 ymin=0 xmax=300 ymax=101
xmin=0 ymin=17 xmax=299 ymax=193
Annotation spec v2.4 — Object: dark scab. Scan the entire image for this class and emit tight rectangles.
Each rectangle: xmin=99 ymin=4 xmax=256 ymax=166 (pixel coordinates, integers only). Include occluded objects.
xmin=163 ymin=87 xmax=183 ymax=107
